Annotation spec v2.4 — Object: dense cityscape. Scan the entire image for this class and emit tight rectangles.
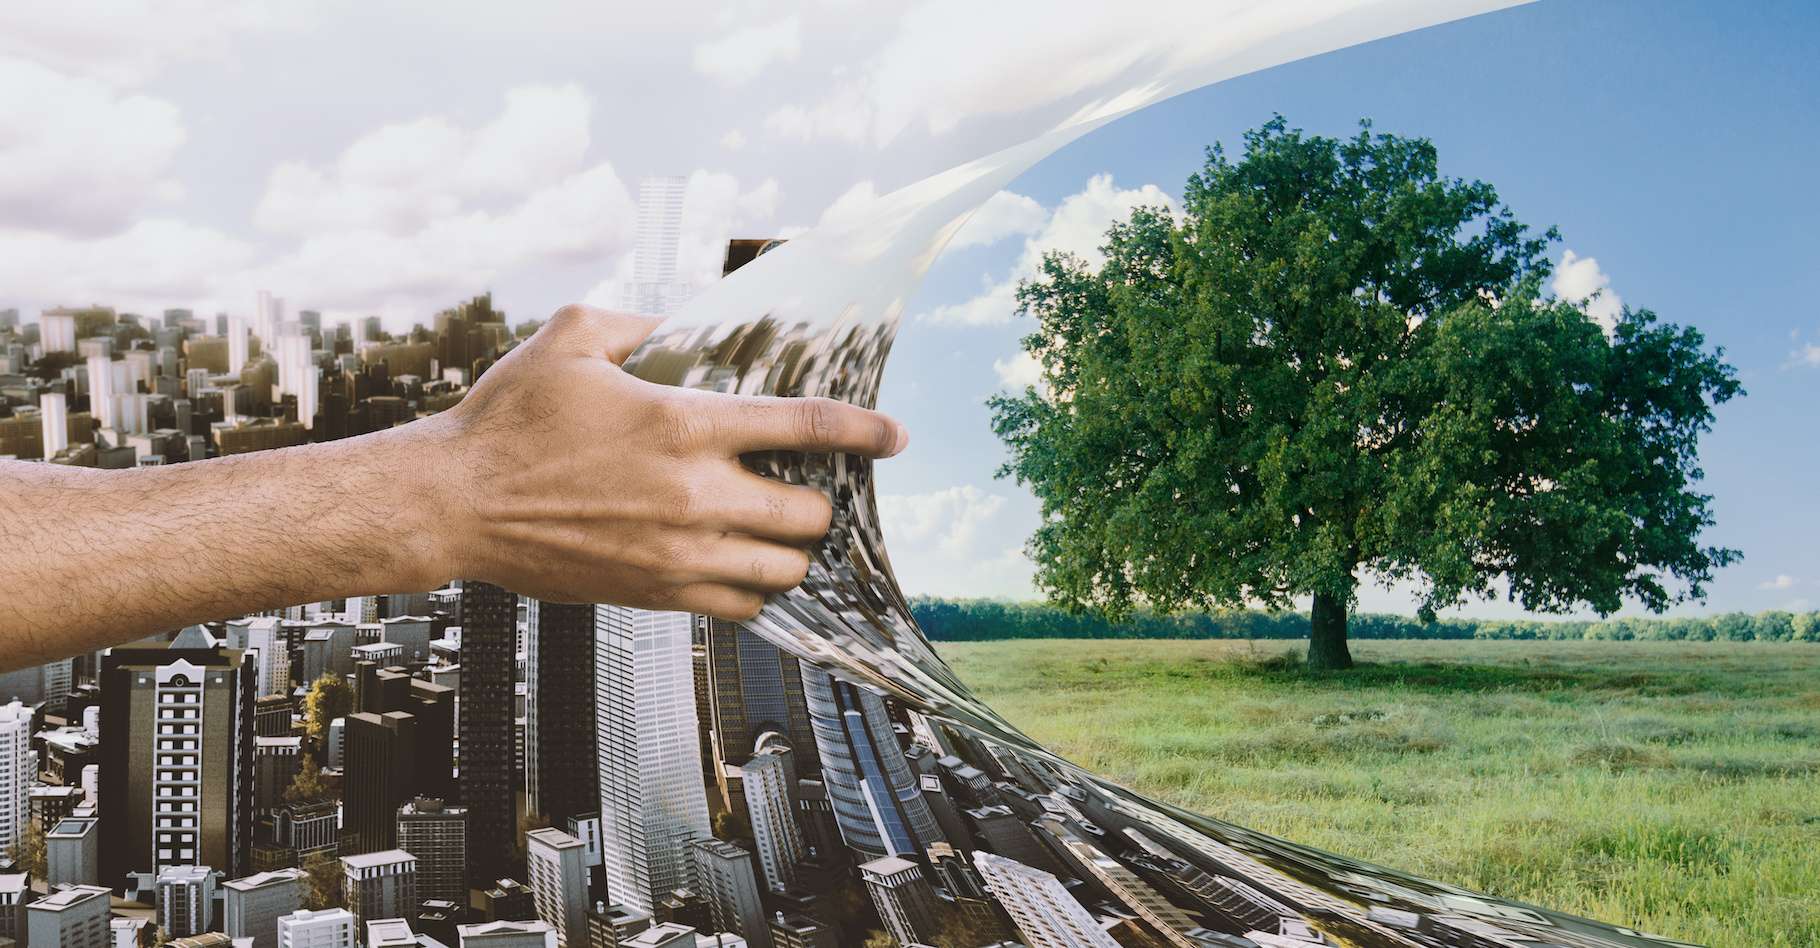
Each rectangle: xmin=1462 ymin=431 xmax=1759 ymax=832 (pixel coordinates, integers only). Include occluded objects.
xmin=0 ymin=181 xmax=1683 ymax=948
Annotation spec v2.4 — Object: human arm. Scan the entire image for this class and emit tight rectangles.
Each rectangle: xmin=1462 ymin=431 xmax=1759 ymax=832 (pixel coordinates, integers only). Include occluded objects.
xmin=0 ymin=305 xmax=906 ymax=669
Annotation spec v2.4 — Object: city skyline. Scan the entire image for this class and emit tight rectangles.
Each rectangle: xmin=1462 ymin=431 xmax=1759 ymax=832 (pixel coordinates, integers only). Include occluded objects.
xmin=0 ymin=241 xmax=1698 ymax=946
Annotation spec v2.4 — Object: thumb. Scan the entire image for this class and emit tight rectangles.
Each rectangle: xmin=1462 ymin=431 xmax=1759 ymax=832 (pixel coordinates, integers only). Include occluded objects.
xmin=544 ymin=304 xmax=664 ymax=364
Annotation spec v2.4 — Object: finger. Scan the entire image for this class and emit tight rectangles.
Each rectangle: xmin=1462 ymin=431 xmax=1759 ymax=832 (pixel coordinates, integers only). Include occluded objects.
xmin=544 ymin=303 xmax=664 ymax=363
xmin=689 ymin=534 xmax=813 ymax=593
xmin=703 ymin=469 xmax=834 ymax=544
xmin=720 ymin=395 xmax=909 ymax=458
xmin=669 ymin=582 xmax=766 ymax=622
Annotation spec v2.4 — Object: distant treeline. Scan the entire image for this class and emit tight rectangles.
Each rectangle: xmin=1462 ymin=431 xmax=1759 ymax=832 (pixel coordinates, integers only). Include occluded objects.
xmin=909 ymin=598 xmax=1820 ymax=643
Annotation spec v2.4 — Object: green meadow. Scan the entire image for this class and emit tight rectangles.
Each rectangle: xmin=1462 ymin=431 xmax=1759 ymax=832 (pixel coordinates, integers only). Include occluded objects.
xmin=938 ymin=639 xmax=1820 ymax=948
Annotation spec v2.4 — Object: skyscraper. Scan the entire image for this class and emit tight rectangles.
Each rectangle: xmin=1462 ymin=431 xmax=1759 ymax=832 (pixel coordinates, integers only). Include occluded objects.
xmin=340 ymin=851 xmax=417 ymax=931
xmin=801 ymin=668 xmax=944 ymax=861
xmin=858 ymin=856 xmax=942 ymax=947
xmin=40 ymin=310 xmax=78 ymax=353
xmin=624 ymin=177 xmax=689 ymax=316
xmin=593 ymin=607 xmax=711 ymax=913
xmin=40 ymin=391 xmax=69 ymax=456
xmin=1052 ymin=834 xmax=1201 ymax=948
xmin=274 ymin=333 xmax=318 ymax=429
xmin=687 ymin=840 xmax=770 ymax=948
xmin=524 ymin=829 xmax=588 ymax=948
xmin=47 ymin=816 xmax=100 ymax=887
xmin=223 ymin=869 xmax=306 ymax=948
xmin=100 ymin=647 xmax=256 ymax=888
xmin=703 ymin=619 xmax=819 ymax=791
xmin=526 ymin=601 xmax=597 ymax=826
xmin=228 ymin=316 xmax=249 ymax=375
xmin=972 ymin=851 xmax=1119 ymax=948
xmin=460 ymin=582 xmax=520 ymax=886
xmin=25 ymin=884 xmax=110 ymax=948
xmin=0 ymin=702 xmax=31 ymax=864
xmin=229 ymin=617 xmax=291 ymax=699
xmin=344 ymin=712 xmax=419 ymax=854
xmin=87 ymin=355 xmax=115 ymax=431
xmin=397 ymin=798 xmax=468 ymax=906
xmin=738 ymin=749 xmax=803 ymax=892
xmin=156 ymin=865 xmax=217 ymax=938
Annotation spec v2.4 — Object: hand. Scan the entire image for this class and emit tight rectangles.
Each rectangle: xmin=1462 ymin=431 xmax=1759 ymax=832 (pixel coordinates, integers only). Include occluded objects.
xmin=425 ymin=303 xmax=907 ymax=619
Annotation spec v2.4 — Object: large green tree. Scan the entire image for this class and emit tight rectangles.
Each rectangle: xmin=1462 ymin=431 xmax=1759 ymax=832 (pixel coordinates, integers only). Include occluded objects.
xmin=990 ymin=117 xmax=1741 ymax=670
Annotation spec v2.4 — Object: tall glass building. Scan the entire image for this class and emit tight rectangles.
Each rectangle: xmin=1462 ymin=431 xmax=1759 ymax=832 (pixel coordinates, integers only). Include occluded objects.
xmin=593 ymin=606 xmax=711 ymax=913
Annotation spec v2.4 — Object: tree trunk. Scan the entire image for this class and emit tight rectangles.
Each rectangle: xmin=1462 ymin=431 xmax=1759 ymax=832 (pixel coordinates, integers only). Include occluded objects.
xmin=1307 ymin=590 xmax=1354 ymax=671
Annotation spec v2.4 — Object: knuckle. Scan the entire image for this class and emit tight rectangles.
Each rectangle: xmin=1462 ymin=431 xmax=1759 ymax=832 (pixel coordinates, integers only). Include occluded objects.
xmin=647 ymin=531 xmax=693 ymax=572
xmin=550 ymin=303 xmax=592 ymax=325
xmin=797 ymin=397 xmax=838 ymax=448
xmin=806 ymin=492 xmax=834 ymax=534
xmin=653 ymin=395 xmax=713 ymax=455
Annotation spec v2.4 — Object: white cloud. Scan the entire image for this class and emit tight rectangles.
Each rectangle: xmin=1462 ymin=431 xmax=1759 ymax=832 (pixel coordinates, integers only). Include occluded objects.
xmin=878 ymin=485 xmax=1036 ymax=598
xmin=0 ymin=0 xmax=302 ymax=86
xmin=0 ymin=219 xmax=254 ymax=313
xmin=1552 ymin=249 xmax=1623 ymax=331
xmin=260 ymin=162 xmax=636 ymax=318
xmin=879 ymin=485 xmax=1005 ymax=557
xmin=719 ymin=129 xmax=748 ymax=151
xmin=925 ymin=173 xmax=1173 ymax=326
xmin=762 ymin=83 xmax=873 ymax=146
xmin=1788 ymin=342 xmax=1820 ymax=369
xmin=693 ymin=15 xmax=802 ymax=85
xmin=1759 ymin=574 xmax=1799 ymax=591
xmin=993 ymin=350 xmax=1044 ymax=389
xmin=256 ymin=84 xmax=594 ymax=237
xmin=0 ymin=57 xmax=187 ymax=235
xmin=950 ymin=190 xmax=1047 ymax=250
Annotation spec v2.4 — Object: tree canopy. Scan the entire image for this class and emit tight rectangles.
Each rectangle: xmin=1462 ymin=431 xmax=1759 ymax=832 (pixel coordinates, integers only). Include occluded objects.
xmin=990 ymin=117 xmax=1740 ymax=669
xmin=302 ymin=673 xmax=352 ymax=744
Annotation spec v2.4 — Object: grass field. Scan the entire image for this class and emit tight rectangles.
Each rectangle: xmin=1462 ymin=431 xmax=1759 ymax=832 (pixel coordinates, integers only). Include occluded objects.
xmin=936 ymin=639 xmax=1820 ymax=948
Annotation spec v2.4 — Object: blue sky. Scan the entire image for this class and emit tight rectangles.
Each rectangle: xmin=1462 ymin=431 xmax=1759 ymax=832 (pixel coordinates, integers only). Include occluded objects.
xmin=875 ymin=0 xmax=1820 ymax=616
xmin=4 ymin=0 xmax=1813 ymax=617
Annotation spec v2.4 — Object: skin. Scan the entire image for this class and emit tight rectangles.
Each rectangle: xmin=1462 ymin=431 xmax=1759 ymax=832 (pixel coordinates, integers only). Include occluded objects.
xmin=0 ymin=304 xmax=907 ymax=671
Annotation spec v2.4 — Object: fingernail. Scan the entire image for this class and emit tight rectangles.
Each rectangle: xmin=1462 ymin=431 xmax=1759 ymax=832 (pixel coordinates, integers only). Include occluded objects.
xmin=892 ymin=423 xmax=910 ymax=455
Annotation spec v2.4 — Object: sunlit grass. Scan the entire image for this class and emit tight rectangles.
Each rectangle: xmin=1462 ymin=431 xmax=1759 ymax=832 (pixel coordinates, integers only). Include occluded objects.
xmin=938 ymin=639 xmax=1820 ymax=948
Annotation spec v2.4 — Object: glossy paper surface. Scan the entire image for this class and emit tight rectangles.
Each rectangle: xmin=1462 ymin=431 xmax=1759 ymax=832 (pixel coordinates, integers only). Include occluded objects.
xmin=616 ymin=1 xmax=1698 ymax=943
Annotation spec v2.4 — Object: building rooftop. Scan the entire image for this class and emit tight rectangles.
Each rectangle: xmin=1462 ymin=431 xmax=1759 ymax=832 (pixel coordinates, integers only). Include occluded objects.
xmin=223 ymin=869 xmax=305 ymax=891
xmin=47 ymin=818 xmax=94 ymax=838
xmin=158 ymin=864 xmax=214 ymax=883
xmin=689 ymin=838 xmax=749 ymax=860
xmin=859 ymin=855 xmax=920 ymax=876
xmin=620 ymin=924 xmax=696 ymax=948
xmin=459 ymin=921 xmax=550 ymax=936
xmin=32 ymin=884 xmax=109 ymax=908
xmin=279 ymin=908 xmax=354 ymax=925
xmin=341 ymin=850 xmax=416 ymax=870
xmin=367 ymin=919 xmax=417 ymax=948
xmin=524 ymin=828 xmax=582 ymax=849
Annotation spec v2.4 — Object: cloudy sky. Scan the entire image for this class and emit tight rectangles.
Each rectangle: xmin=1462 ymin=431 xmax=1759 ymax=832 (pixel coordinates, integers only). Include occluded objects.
xmin=3 ymin=0 xmax=1815 ymax=617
